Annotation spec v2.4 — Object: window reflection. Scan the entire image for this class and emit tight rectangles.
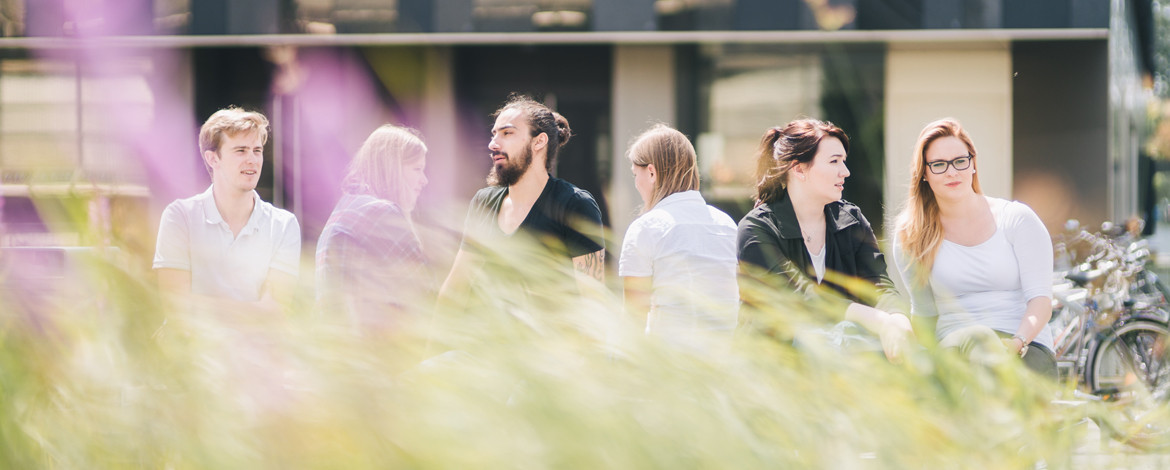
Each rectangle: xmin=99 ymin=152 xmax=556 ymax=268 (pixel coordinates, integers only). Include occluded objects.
xmin=155 ymin=0 xmax=190 ymax=34
xmin=290 ymin=0 xmax=598 ymax=33
xmin=322 ymin=0 xmax=398 ymax=33
xmin=657 ymin=0 xmax=732 ymax=31
xmin=474 ymin=0 xmax=591 ymax=32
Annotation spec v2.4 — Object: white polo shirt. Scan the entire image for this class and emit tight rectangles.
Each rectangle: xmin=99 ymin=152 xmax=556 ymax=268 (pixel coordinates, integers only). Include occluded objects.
xmin=153 ymin=186 xmax=301 ymax=302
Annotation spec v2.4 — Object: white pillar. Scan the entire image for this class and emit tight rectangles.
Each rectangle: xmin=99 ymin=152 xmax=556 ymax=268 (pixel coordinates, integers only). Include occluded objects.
xmin=610 ymin=45 xmax=676 ymax=247
xmin=418 ymin=46 xmax=463 ymax=268
xmin=420 ymin=46 xmax=458 ymax=220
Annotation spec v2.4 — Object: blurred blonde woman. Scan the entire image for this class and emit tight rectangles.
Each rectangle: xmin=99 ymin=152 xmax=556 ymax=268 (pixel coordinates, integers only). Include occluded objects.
xmin=893 ymin=118 xmax=1055 ymax=376
xmin=619 ymin=125 xmax=739 ymax=349
xmin=737 ymin=119 xmax=912 ymax=361
xmin=316 ymin=124 xmax=431 ymax=331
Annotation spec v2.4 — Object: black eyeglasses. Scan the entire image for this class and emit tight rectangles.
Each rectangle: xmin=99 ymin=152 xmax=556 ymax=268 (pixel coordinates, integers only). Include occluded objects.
xmin=926 ymin=155 xmax=973 ymax=174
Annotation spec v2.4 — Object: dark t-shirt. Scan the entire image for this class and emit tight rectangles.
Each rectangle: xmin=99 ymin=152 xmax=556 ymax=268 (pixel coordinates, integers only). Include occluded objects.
xmin=461 ymin=176 xmax=604 ymax=264
xmin=459 ymin=176 xmax=604 ymax=309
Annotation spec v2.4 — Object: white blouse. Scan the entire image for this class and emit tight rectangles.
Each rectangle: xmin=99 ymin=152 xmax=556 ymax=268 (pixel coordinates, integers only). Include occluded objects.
xmin=619 ymin=191 xmax=740 ymax=341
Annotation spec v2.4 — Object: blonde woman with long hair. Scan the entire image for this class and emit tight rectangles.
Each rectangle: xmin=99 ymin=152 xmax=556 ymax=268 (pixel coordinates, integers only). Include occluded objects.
xmin=620 ymin=125 xmax=739 ymax=349
xmin=737 ymin=119 xmax=912 ymax=361
xmin=893 ymin=118 xmax=1055 ymax=376
xmin=316 ymin=124 xmax=431 ymax=331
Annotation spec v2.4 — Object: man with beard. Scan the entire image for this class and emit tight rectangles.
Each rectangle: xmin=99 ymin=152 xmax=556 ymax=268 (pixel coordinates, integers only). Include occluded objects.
xmin=439 ymin=95 xmax=605 ymax=313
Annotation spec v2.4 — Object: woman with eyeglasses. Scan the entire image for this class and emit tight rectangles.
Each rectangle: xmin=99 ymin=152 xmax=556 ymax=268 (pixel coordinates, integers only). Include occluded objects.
xmin=737 ymin=119 xmax=913 ymax=361
xmin=893 ymin=118 xmax=1055 ymax=376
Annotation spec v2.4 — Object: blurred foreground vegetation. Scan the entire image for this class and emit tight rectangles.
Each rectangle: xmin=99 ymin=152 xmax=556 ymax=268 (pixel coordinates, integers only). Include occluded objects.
xmin=0 ymin=214 xmax=1146 ymax=469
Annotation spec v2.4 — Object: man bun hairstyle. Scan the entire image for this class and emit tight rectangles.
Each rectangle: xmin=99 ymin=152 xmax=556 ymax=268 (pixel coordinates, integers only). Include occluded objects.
xmin=493 ymin=94 xmax=572 ymax=171
xmin=553 ymin=111 xmax=573 ymax=153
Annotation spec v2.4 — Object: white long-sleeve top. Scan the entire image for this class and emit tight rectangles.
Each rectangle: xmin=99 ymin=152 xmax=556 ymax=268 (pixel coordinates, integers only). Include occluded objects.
xmin=894 ymin=196 xmax=1054 ymax=349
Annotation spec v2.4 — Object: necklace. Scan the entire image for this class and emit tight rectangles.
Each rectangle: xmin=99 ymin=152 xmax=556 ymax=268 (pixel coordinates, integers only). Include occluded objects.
xmin=803 ymin=232 xmax=812 ymax=244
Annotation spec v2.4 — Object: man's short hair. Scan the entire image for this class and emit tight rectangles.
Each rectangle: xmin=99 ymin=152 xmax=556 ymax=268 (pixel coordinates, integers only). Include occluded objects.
xmin=198 ymin=107 xmax=269 ymax=176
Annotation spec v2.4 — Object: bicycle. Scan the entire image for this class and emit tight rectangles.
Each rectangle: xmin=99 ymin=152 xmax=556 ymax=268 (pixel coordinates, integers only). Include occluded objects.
xmin=1049 ymin=221 xmax=1170 ymax=449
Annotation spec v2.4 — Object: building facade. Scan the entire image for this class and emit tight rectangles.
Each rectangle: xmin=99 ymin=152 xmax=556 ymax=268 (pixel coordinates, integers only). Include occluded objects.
xmin=0 ymin=0 xmax=1155 ymax=269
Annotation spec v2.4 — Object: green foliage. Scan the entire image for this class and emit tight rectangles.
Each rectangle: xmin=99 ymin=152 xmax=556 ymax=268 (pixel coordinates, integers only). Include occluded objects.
xmin=1154 ymin=0 xmax=1170 ymax=98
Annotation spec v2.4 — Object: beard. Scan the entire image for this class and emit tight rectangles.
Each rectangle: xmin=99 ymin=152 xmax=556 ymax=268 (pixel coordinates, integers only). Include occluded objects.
xmin=487 ymin=144 xmax=534 ymax=187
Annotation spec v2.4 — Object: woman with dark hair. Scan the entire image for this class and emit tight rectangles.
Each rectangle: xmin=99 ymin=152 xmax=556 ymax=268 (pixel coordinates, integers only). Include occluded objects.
xmin=737 ymin=119 xmax=912 ymax=360
xmin=316 ymin=124 xmax=431 ymax=331
xmin=620 ymin=124 xmax=739 ymax=349
xmin=893 ymin=118 xmax=1055 ymax=376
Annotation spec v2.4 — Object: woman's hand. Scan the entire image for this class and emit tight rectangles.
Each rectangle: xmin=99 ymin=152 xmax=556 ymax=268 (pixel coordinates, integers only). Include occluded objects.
xmin=845 ymin=303 xmax=917 ymax=363
xmin=1001 ymin=336 xmax=1027 ymax=357
xmin=879 ymin=313 xmax=916 ymax=363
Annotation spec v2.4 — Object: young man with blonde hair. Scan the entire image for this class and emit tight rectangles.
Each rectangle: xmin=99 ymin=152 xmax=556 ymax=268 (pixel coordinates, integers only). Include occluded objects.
xmin=153 ymin=107 xmax=300 ymax=307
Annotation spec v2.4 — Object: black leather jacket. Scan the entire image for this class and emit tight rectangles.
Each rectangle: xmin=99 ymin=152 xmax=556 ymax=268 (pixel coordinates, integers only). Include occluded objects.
xmin=736 ymin=189 xmax=903 ymax=316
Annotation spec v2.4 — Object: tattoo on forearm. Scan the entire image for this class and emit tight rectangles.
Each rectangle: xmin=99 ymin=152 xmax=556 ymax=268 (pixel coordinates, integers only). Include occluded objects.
xmin=575 ymin=250 xmax=605 ymax=281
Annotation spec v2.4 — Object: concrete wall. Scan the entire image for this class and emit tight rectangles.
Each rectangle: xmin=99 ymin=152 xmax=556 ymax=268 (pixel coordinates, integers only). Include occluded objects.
xmin=1011 ymin=40 xmax=1109 ymax=231
xmin=884 ymin=42 xmax=1014 ymax=229
xmin=609 ymin=46 xmax=676 ymax=245
xmin=420 ymin=46 xmax=459 ymax=218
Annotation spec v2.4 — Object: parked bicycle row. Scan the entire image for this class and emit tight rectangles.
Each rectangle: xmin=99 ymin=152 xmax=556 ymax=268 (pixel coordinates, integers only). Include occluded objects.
xmin=1051 ymin=219 xmax=1170 ymax=449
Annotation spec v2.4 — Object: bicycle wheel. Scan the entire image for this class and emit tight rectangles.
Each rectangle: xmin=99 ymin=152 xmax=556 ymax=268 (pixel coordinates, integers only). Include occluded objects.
xmin=1087 ymin=320 xmax=1170 ymax=394
xmin=1085 ymin=320 xmax=1170 ymax=450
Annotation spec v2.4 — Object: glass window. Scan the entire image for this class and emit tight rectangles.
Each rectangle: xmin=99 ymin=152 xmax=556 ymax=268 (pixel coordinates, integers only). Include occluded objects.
xmin=657 ymin=0 xmax=732 ymax=31
xmin=321 ymin=0 xmax=399 ymax=33
xmin=294 ymin=0 xmax=596 ymax=33
xmin=155 ymin=0 xmax=191 ymax=34
xmin=0 ymin=58 xmax=152 ymax=184
xmin=0 ymin=0 xmax=190 ymax=37
xmin=0 ymin=56 xmax=153 ymax=246
xmin=0 ymin=0 xmax=23 ymax=37
xmin=474 ymin=0 xmax=591 ymax=32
